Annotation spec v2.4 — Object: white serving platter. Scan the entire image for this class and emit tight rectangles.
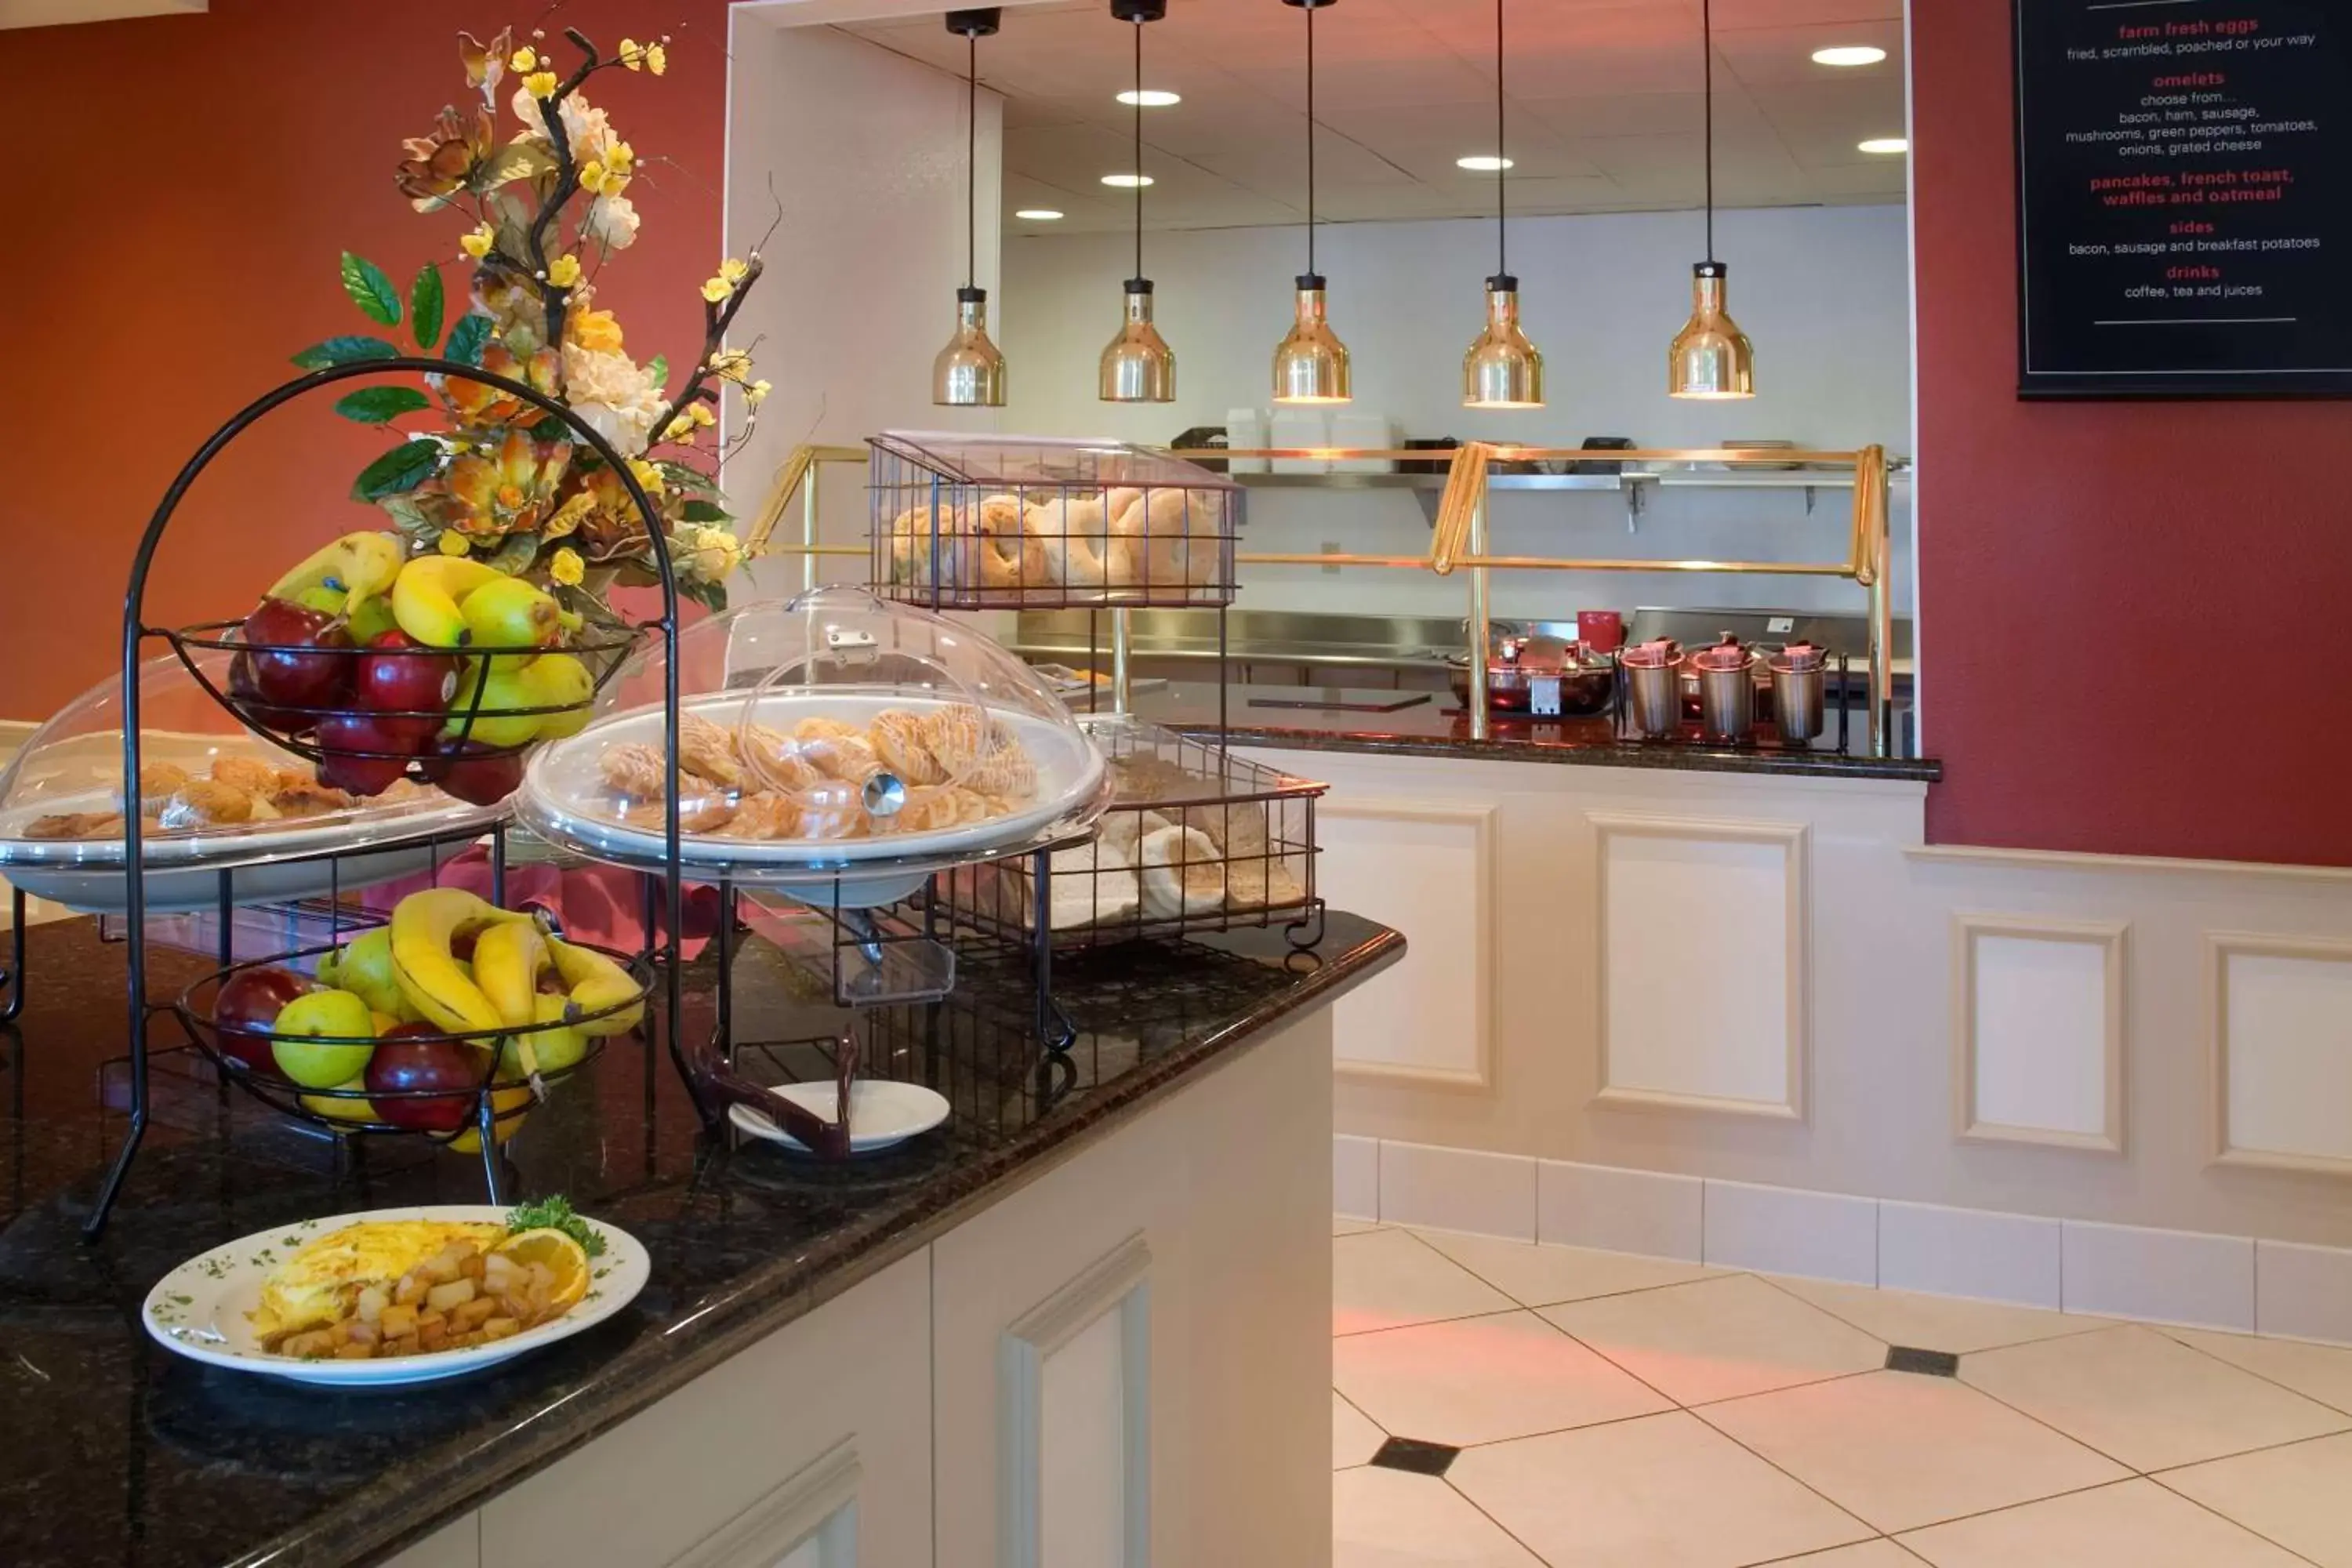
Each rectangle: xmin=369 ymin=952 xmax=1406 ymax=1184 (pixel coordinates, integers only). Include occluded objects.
xmin=727 ymin=1080 xmax=952 ymax=1154
xmin=140 ymin=1204 xmax=648 ymax=1387
xmin=517 ymin=691 xmax=1107 ymax=906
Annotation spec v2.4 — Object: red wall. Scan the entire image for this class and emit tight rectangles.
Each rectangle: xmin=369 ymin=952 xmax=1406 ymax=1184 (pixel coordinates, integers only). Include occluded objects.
xmin=1913 ymin=0 xmax=2352 ymax=867
xmin=0 ymin=1 xmax=729 ymax=718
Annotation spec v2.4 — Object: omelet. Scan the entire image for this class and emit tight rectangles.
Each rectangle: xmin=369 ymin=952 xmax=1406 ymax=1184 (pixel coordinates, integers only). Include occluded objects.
xmin=251 ymin=1220 xmax=506 ymax=1341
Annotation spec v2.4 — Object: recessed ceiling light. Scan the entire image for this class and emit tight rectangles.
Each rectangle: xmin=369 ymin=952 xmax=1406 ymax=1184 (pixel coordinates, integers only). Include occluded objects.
xmin=1812 ymin=45 xmax=1886 ymax=67
xmin=1456 ymin=155 xmax=1515 ymax=172
xmin=1101 ymin=172 xmax=1155 ymax=188
xmin=1857 ymin=136 xmax=1908 ymax=154
xmin=1116 ymin=89 xmax=1181 ymax=107
xmin=1014 ymin=209 xmax=1065 ymax=220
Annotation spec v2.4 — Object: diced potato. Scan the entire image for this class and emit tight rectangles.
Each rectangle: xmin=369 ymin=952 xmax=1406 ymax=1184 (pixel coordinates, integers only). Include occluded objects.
xmin=346 ymin=1319 xmax=379 ymax=1347
xmin=356 ymin=1287 xmax=387 ymax=1324
xmin=282 ymin=1330 xmax=335 ymax=1359
xmin=421 ymin=1248 xmax=465 ymax=1286
xmin=499 ymin=1292 xmax=532 ymax=1321
xmin=452 ymin=1297 xmax=498 ymax=1331
xmin=483 ymin=1317 xmax=521 ymax=1341
xmin=447 ymin=1330 xmax=485 ymax=1351
xmin=393 ymin=1272 xmax=429 ymax=1307
xmin=384 ymin=1335 xmax=419 ymax=1358
xmin=425 ymin=1278 xmax=477 ymax=1312
xmin=379 ymin=1302 xmax=417 ymax=1339
xmin=459 ymin=1252 xmax=486 ymax=1281
xmin=484 ymin=1253 xmax=517 ymax=1289
xmin=419 ymin=1322 xmax=448 ymax=1352
xmin=335 ymin=1342 xmax=373 ymax=1360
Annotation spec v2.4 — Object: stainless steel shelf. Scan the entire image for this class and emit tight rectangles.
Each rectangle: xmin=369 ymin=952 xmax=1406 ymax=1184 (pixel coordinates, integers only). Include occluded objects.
xmin=1232 ymin=471 xmax=1628 ymax=492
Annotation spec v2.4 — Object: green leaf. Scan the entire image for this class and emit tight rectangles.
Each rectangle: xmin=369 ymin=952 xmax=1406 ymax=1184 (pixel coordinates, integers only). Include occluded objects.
xmin=351 ymin=440 xmax=441 ymax=502
xmin=485 ymin=531 xmax=543 ymax=575
xmin=332 ymin=386 xmax=431 ymax=424
xmin=647 ymin=354 xmax=668 ymax=390
xmin=681 ymin=579 xmax=729 ymax=614
xmin=483 ymin=140 xmax=556 ymax=189
xmin=445 ymin=314 xmax=493 ymax=367
xmin=409 ymin=264 xmax=445 ymax=350
xmin=290 ymin=335 xmax=401 ymax=371
xmin=377 ymin=495 xmax=438 ymax=540
xmin=339 ymin=252 xmax=401 ymax=326
xmin=655 ymin=461 xmax=721 ymax=497
xmin=680 ymin=499 xmax=730 ymax=523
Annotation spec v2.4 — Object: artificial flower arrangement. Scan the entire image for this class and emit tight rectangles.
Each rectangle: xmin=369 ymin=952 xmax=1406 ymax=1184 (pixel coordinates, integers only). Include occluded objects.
xmin=295 ymin=24 xmax=768 ymax=616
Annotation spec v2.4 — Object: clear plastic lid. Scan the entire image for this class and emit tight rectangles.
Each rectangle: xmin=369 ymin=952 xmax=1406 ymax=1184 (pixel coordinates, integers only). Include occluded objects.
xmin=0 ymin=646 xmax=503 ymax=869
xmin=520 ymin=586 xmax=1106 ymax=877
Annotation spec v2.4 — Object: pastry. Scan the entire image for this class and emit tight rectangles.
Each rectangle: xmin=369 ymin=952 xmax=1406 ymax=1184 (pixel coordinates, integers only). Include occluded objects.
xmin=720 ymin=791 xmax=801 ymax=839
xmin=678 ymin=713 xmax=744 ymax=789
xmin=962 ymin=746 xmax=1036 ymax=801
xmin=920 ymin=704 xmax=989 ymax=775
xmin=887 ymin=784 xmax=966 ymax=833
xmin=1107 ymin=486 xmax=1203 ymax=590
xmin=597 ymin=742 xmax=670 ymax=800
xmin=209 ymin=756 xmax=281 ymax=796
xmin=268 ymin=775 xmax=358 ymax=817
xmin=800 ymin=733 xmax=884 ymax=786
xmin=1138 ymin=823 xmax=1225 ymax=917
xmin=622 ymin=793 xmax=739 ymax=833
xmin=24 ymin=810 xmax=125 ymax=840
xmin=160 ymin=779 xmax=255 ymax=829
xmin=739 ymin=724 xmax=824 ymax=793
xmin=793 ymin=779 xmax=869 ymax=840
xmin=118 ymin=761 xmax=191 ymax=813
xmin=793 ymin=716 xmax=862 ymax=744
xmin=867 ymin=709 xmax=947 ymax=786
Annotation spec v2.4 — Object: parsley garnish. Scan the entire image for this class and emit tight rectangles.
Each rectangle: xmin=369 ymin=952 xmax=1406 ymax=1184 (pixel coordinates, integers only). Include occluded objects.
xmin=506 ymin=1195 xmax=608 ymax=1258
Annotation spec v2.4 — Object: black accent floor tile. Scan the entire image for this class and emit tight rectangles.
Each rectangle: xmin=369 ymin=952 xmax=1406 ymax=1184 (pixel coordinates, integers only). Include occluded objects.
xmin=1886 ymin=1345 xmax=1961 ymax=1377
xmin=1369 ymin=1436 xmax=1461 ymax=1476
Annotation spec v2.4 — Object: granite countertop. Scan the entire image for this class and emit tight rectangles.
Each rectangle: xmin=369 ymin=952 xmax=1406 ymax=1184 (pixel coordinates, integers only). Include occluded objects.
xmin=0 ymin=908 xmax=1400 ymax=1568
xmin=1120 ymin=681 xmax=1942 ymax=783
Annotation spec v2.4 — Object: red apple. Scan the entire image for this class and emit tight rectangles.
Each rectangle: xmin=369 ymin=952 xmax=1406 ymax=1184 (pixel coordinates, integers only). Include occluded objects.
xmin=210 ymin=966 xmax=312 ymax=1079
xmin=314 ymin=711 xmax=418 ymax=797
xmin=227 ymin=651 xmax=314 ymax=737
xmin=420 ymin=737 xmax=524 ymax=807
xmin=241 ymin=598 xmax=353 ymax=713
xmin=364 ymin=1025 xmax=488 ymax=1133
xmin=353 ymin=630 xmax=457 ymax=745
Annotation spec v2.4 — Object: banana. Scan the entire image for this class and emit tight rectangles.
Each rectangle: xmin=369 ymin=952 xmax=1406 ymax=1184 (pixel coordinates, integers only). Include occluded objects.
xmin=267 ymin=531 xmax=405 ymax=612
xmin=387 ymin=887 xmax=535 ymax=1036
xmin=390 ymin=555 xmax=506 ymax=648
xmin=545 ymin=934 xmax=645 ymax=1036
xmin=474 ymin=920 xmax=550 ymax=1077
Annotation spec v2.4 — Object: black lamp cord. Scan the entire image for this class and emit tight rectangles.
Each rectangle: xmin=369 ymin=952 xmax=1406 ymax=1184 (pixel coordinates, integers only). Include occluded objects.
xmin=1494 ymin=0 xmax=1506 ymax=279
xmin=1132 ymin=20 xmax=1145 ymax=283
xmin=1702 ymin=0 xmax=1715 ymax=263
xmin=966 ymin=32 xmax=978 ymax=291
xmin=1306 ymin=2 xmax=1316 ymax=277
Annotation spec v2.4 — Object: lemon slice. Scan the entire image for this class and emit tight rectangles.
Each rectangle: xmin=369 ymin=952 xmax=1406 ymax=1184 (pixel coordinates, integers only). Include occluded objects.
xmin=492 ymin=1227 xmax=590 ymax=1315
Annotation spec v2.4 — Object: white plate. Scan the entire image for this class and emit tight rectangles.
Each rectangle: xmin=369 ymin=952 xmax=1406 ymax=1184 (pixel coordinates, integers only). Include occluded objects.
xmin=4 ymin=839 xmax=483 ymax=916
xmin=140 ymin=1204 xmax=648 ymax=1387
xmin=517 ymin=692 xmax=1107 ymax=889
xmin=728 ymin=1080 xmax=951 ymax=1154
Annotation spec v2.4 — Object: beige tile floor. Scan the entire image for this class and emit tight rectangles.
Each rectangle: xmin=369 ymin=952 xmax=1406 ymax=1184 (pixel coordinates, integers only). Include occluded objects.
xmin=1331 ymin=1220 xmax=2352 ymax=1567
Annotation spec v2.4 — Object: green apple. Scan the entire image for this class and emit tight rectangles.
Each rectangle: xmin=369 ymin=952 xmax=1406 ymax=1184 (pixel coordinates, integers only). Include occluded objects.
xmin=522 ymin=652 xmax=596 ymax=739
xmin=328 ymin=928 xmax=408 ymax=1021
xmin=294 ymin=584 xmax=348 ymax=616
xmin=347 ymin=594 xmax=401 ymax=644
xmin=270 ymin=989 xmax=377 ymax=1088
xmin=441 ymin=659 xmax=545 ymax=750
xmin=459 ymin=577 xmax=562 ymax=652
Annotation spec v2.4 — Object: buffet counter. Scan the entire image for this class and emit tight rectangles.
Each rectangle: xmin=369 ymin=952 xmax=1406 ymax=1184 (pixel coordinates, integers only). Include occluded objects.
xmin=0 ymin=911 xmax=1398 ymax=1568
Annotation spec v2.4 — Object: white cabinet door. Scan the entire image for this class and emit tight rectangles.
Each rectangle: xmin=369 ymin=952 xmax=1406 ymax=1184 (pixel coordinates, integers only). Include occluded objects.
xmin=480 ymin=1250 xmax=932 ymax=1568
xmin=931 ymin=1013 xmax=1334 ymax=1568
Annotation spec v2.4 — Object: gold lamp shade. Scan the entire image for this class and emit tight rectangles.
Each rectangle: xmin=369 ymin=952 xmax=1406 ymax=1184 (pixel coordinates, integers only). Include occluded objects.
xmin=1463 ymin=273 xmax=1544 ymax=409
xmin=1668 ymin=260 xmax=1755 ymax=400
xmin=934 ymin=286 xmax=1007 ymax=407
xmin=1272 ymin=275 xmax=1351 ymax=405
xmin=1100 ymin=278 xmax=1175 ymax=403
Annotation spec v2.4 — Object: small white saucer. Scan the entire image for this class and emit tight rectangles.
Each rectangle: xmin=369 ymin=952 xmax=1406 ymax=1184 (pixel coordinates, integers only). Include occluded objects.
xmin=727 ymin=1080 xmax=952 ymax=1154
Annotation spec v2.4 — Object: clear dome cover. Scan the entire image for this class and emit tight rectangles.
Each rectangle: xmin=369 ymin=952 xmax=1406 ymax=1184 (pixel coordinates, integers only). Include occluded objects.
xmin=0 ymin=647 xmax=508 ymax=908
xmin=517 ymin=586 xmax=1108 ymax=897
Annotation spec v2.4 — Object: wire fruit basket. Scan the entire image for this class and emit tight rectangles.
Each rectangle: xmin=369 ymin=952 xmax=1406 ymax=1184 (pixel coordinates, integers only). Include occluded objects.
xmin=869 ymin=431 xmax=1241 ymax=610
xmin=933 ymin=718 xmax=1323 ymax=952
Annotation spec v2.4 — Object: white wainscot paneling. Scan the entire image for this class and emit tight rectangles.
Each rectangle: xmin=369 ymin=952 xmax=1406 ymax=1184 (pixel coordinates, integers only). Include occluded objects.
xmin=1002 ymin=1236 xmax=1152 ymax=1568
xmin=1953 ymin=915 xmax=2126 ymax=1152
xmin=1595 ymin=815 xmax=1807 ymax=1119
xmin=1319 ymin=800 xmax=1494 ymax=1088
xmin=2211 ymin=934 xmax=2352 ymax=1175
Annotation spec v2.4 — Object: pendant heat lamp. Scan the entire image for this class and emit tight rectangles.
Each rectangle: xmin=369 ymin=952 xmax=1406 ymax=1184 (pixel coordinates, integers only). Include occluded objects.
xmin=934 ymin=9 xmax=1007 ymax=407
xmin=1668 ymin=0 xmax=1755 ymax=399
xmin=1271 ymin=0 xmax=1350 ymax=405
xmin=1462 ymin=0 xmax=1542 ymax=409
xmin=1099 ymin=0 xmax=1175 ymax=402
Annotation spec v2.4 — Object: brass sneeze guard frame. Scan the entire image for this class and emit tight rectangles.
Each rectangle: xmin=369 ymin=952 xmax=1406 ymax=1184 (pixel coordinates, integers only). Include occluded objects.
xmin=746 ymin=440 xmax=1897 ymax=759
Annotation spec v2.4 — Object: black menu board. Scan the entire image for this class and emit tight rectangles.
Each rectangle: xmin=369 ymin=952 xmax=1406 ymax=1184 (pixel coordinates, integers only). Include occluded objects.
xmin=2014 ymin=0 xmax=2351 ymax=397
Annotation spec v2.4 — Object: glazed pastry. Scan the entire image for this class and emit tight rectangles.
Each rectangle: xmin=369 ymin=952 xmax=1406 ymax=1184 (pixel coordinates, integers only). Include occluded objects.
xmin=720 ymin=791 xmax=801 ymax=839
xmin=24 ymin=811 xmax=125 ymax=840
xmin=1138 ymin=824 xmax=1225 ymax=916
xmin=868 ymin=709 xmax=947 ymax=786
xmin=739 ymin=724 xmax=824 ymax=793
xmin=678 ymin=713 xmax=744 ymax=789
xmin=160 ymin=779 xmax=255 ymax=829
xmin=209 ymin=756 xmax=281 ymax=796
xmin=800 ymin=733 xmax=884 ymax=786
xmin=793 ymin=779 xmax=869 ymax=840
xmin=622 ymin=793 xmax=739 ymax=834
xmin=962 ymin=746 xmax=1036 ymax=802
xmin=920 ymin=704 xmax=989 ymax=775
xmin=793 ymin=715 xmax=863 ymax=743
xmin=597 ymin=742 xmax=670 ymax=800
xmin=887 ymin=784 xmax=967 ymax=833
